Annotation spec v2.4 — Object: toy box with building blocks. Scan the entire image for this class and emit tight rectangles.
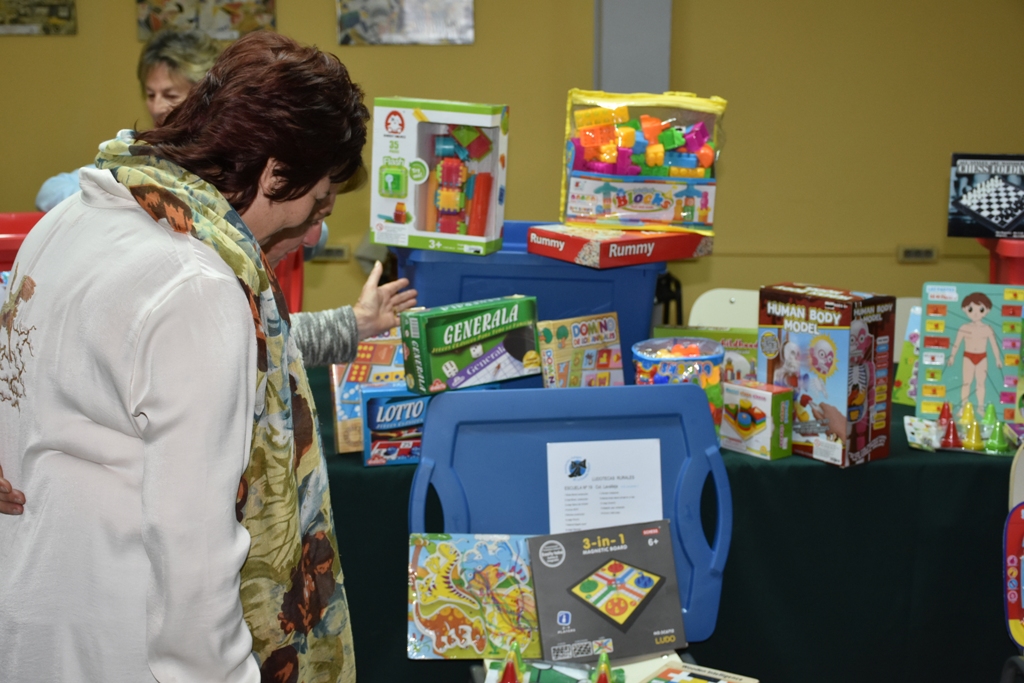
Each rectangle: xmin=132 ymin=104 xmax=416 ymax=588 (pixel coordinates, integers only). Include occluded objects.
xmin=654 ymin=326 xmax=758 ymax=383
xmin=370 ymin=97 xmax=508 ymax=256
xmin=526 ymin=224 xmax=712 ymax=268
xmin=947 ymin=154 xmax=1024 ymax=238
xmin=330 ymin=328 xmax=405 ymax=453
xmin=721 ymin=380 xmax=793 ymax=461
xmin=528 ymin=520 xmax=686 ymax=664
xmin=537 ymin=313 xmax=625 ymax=388
xmin=560 ymin=89 xmax=726 ymax=233
xmin=401 ymin=295 xmax=541 ymax=394
xmin=757 ymin=284 xmax=896 ymax=468
xmin=910 ymin=283 xmax=1023 ymax=424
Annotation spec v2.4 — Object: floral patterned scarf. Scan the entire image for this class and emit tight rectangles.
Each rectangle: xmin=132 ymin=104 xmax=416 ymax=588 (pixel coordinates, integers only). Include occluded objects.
xmin=95 ymin=130 xmax=354 ymax=682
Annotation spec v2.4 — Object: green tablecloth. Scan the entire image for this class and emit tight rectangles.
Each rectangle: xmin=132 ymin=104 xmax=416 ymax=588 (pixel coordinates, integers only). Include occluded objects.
xmin=310 ymin=367 xmax=1019 ymax=683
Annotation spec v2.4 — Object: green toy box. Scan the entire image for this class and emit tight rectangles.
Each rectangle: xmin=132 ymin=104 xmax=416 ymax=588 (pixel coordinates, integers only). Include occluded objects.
xmin=401 ymin=296 xmax=541 ymax=394
xmin=370 ymin=97 xmax=509 ymax=256
xmin=654 ymin=326 xmax=758 ymax=383
xmin=720 ymin=380 xmax=793 ymax=460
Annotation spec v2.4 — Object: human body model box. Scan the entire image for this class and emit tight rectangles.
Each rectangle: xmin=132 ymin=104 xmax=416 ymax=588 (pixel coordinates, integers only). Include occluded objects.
xmin=370 ymin=97 xmax=508 ymax=255
xmin=400 ymin=296 xmax=541 ymax=394
xmin=757 ymin=284 xmax=896 ymax=467
xmin=721 ymin=380 xmax=793 ymax=461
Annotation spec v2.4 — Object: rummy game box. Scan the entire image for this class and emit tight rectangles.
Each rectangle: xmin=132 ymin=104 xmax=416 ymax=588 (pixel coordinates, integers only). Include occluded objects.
xmin=526 ymin=224 xmax=712 ymax=269
xmin=948 ymin=154 xmax=1024 ymax=238
xmin=330 ymin=328 xmax=405 ymax=453
xmin=720 ymin=380 xmax=792 ymax=461
xmin=401 ymin=296 xmax=541 ymax=394
xmin=528 ymin=520 xmax=686 ymax=664
xmin=757 ymin=284 xmax=895 ymax=467
xmin=655 ymin=326 xmax=758 ymax=383
xmin=537 ymin=313 xmax=624 ymax=388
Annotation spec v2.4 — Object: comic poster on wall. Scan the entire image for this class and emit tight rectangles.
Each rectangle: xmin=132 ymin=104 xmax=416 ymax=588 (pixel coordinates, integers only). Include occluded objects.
xmin=336 ymin=0 xmax=473 ymax=45
xmin=0 ymin=0 xmax=76 ymax=35
xmin=137 ymin=0 xmax=274 ymax=41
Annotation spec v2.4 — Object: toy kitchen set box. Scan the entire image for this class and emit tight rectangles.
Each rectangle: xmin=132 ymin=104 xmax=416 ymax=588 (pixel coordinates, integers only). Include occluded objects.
xmin=757 ymin=284 xmax=896 ymax=467
xmin=370 ymin=97 xmax=508 ymax=256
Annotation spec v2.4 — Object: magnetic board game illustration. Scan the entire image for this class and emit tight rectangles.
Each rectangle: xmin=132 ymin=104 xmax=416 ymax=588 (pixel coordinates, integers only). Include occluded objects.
xmin=529 ymin=520 xmax=685 ymax=664
xmin=408 ymin=533 xmax=541 ymax=660
xmin=569 ymin=559 xmax=663 ymax=630
xmin=948 ymin=154 xmax=1024 ymax=238
xmin=916 ymin=283 xmax=1022 ymax=424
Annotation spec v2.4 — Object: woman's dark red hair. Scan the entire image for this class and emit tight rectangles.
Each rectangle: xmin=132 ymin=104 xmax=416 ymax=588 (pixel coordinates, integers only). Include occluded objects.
xmin=136 ymin=31 xmax=368 ymax=213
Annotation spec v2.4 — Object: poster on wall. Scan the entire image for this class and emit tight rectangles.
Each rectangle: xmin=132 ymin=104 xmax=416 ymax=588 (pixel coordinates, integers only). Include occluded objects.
xmin=137 ymin=0 xmax=275 ymax=41
xmin=336 ymin=0 xmax=473 ymax=45
xmin=948 ymin=153 xmax=1024 ymax=239
xmin=0 ymin=0 xmax=76 ymax=35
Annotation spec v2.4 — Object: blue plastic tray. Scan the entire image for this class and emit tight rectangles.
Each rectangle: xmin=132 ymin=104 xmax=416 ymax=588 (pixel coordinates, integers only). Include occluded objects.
xmin=407 ymin=383 xmax=732 ymax=643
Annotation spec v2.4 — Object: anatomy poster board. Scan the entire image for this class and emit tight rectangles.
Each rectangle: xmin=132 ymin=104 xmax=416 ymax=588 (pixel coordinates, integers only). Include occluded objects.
xmin=136 ymin=0 xmax=274 ymax=40
xmin=0 ymin=0 xmax=76 ymax=35
xmin=916 ymin=282 xmax=1022 ymax=424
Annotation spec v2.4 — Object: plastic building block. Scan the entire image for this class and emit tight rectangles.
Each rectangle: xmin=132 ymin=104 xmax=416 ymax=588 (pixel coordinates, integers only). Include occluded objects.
xmin=467 ymin=172 xmax=492 ymax=236
xmin=621 ymin=118 xmax=640 ymax=130
xmin=574 ymin=107 xmax=614 ymax=129
xmin=664 ymin=151 xmax=698 ymax=168
xmin=465 ymin=131 xmax=493 ymax=160
xmin=640 ymin=114 xmax=668 ymax=144
xmin=437 ymin=213 xmax=464 ymax=234
xmin=436 ymin=187 xmax=464 ymax=213
xmin=616 ymin=126 xmax=635 ymax=148
xmin=962 ymin=420 xmax=983 ymax=451
xmin=685 ymin=121 xmax=710 ymax=152
xmin=632 ymin=136 xmax=648 ymax=155
xmin=640 ymin=164 xmax=670 ymax=177
xmin=615 ymin=149 xmax=641 ymax=175
xmin=697 ymin=143 xmax=715 ymax=168
xmin=646 ymin=143 xmax=665 ymax=167
xmin=393 ymin=202 xmax=407 ymax=224
xmin=585 ymin=161 xmax=615 ymax=174
xmin=598 ymin=142 xmax=618 ymax=163
xmin=941 ymin=419 xmax=962 ymax=449
xmin=424 ymin=172 xmax=439 ymax=231
xmin=658 ymin=127 xmax=686 ymax=150
xmin=571 ymin=138 xmax=587 ymax=171
xmin=450 ymin=124 xmax=480 ymax=148
xmin=578 ymin=124 xmax=617 ymax=148
xmin=631 ymin=153 xmax=646 ymax=166
xmin=437 ymin=157 xmax=468 ymax=188
xmin=378 ymin=163 xmax=408 ymax=199
xmin=583 ymin=144 xmax=600 ymax=161
xmin=611 ymin=106 xmax=629 ymax=124
xmin=670 ymin=166 xmax=706 ymax=178
xmin=434 ymin=135 xmax=468 ymax=160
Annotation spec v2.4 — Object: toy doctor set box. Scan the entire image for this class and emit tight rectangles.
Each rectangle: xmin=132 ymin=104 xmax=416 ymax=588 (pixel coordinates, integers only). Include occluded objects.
xmin=757 ymin=284 xmax=896 ymax=468
xmin=370 ymin=97 xmax=509 ymax=256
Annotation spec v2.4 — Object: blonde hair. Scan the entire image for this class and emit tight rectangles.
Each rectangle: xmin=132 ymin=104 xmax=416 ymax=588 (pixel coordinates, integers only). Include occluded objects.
xmin=137 ymin=30 xmax=220 ymax=90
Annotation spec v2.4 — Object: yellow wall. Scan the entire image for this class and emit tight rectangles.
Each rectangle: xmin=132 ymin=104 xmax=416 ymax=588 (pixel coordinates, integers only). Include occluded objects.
xmin=4 ymin=0 xmax=1023 ymax=318
xmin=0 ymin=0 xmax=593 ymax=311
xmin=670 ymin=0 xmax=1024 ymax=320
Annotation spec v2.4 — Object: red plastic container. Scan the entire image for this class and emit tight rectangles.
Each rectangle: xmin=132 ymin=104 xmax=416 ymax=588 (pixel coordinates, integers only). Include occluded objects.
xmin=273 ymin=248 xmax=305 ymax=314
xmin=978 ymin=238 xmax=1024 ymax=285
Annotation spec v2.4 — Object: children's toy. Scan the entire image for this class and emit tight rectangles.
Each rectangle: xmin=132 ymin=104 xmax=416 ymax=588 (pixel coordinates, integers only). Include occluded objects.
xmin=720 ymin=380 xmax=792 ymax=460
xmin=560 ymin=89 xmax=726 ymax=232
xmin=634 ymin=337 xmax=724 ymax=426
xmin=758 ymin=284 xmax=896 ymax=467
xmin=908 ymin=400 xmax=1015 ymax=456
xmin=407 ymin=533 xmax=541 ymax=660
xmin=914 ymin=283 xmax=1022 ymax=425
xmin=498 ymin=642 xmax=525 ymax=683
xmin=590 ymin=653 xmax=613 ymax=683
xmin=330 ymin=327 xmax=405 ymax=452
xmin=360 ymin=383 xmax=426 ymax=466
xmin=537 ymin=313 xmax=624 ymax=388
xmin=526 ymin=224 xmax=712 ymax=268
xmin=401 ymin=296 xmax=541 ymax=394
xmin=639 ymin=663 xmax=759 ymax=683
xmin=892 ymin=305 xmax=922 ymax=406
xmin=528 ymin=520 xmax=686 ymax=664
xmin=1004 ymin=502 xmax=1024 ymax=648
xmin=654 ymin=326 xmax=758 ymax=383
xmin=948 ymin=154 xmax=1024 ymax=238
xmin=371 ymin=97 xmax=508 ymax=255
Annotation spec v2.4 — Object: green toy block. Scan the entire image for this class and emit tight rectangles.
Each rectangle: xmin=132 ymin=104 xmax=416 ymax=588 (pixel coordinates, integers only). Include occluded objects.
xmin=631 ymin=153 xmax=646 ymax=166
xmin=621 ymin=118 xmax=640 ymax=130
xmin=658 ymin=127 xmax=686 ymax=150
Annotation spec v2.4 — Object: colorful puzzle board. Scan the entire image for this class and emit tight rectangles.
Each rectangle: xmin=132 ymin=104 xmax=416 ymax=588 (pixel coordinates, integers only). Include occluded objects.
xmin=639 ymin=663 xmax=759 ymax=683
xmin=330 ymin=328 xmax=405 ymax=453
xmin=569 ymin=559 xmax=663 ymax=629
xmin=407 ymin=533 xmax=541 ymax=660
xmin=915 ymin=283 xmax=1022 ymax=424
xmin=537 ymin=313 xmax=624 ymax=388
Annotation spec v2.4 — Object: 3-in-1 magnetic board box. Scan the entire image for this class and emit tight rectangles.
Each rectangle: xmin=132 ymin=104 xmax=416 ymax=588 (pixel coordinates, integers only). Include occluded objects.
xmin=720 ymin=380 xmax=792 ymax=460
xmin=528 ymin=520 xmax=686 ymax=664
xmin=400 ymin=295 xmax=541 ymax=394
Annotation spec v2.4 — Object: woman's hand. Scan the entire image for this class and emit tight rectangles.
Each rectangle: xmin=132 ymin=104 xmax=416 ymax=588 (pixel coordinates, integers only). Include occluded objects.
xmin=0 ymin=463 xmax=24 ymax=515
xmin=353 ymin=261 xmax=417 ymax=340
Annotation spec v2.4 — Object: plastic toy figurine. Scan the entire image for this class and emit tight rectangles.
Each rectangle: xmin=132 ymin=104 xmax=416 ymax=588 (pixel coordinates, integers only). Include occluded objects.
xmin=947 ymin=292 xmax=1003 ymax=415
xmin=847 ymin=319 xmax=875 ymax=453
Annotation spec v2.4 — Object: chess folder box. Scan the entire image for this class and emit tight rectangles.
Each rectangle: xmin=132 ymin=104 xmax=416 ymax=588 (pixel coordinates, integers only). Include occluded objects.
xmin=948 ymin=153 xmax=1024 ymax=238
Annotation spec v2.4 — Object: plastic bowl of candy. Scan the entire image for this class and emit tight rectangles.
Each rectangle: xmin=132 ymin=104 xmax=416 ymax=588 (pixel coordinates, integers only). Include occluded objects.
xmin=632 ymin=337 xmax=725 ymax=426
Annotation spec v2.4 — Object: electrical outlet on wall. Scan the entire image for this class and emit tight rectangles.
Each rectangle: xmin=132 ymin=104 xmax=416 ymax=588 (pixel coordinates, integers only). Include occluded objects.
xmin=313 ymin=244 xmax=351 ymax=262
xmin=897 ymin=245 xmax=938 ymax=263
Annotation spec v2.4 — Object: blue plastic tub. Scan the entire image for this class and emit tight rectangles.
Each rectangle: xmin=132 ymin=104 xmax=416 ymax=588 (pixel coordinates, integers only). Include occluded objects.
xmin=394 ymin=221 xmax=665 ymax=385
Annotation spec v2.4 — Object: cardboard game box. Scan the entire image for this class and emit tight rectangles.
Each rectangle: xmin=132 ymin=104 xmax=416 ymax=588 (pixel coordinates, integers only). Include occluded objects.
xmin=370 ymin=97 xmax=508 ymax=256
xmin=721 ymin=380 xmax=793 ymax=460
xmin=526 ymin=224 xmax=712 ymax=269
xmin=401 ymin=296 xmax=541 ymax=394
xmin=913 ymin=283 xmax=1022 ymax=424
xmin=891 ymin=304 xmax=921 ymax=407
xmin=330 ymin=328 xmax=405 ymax=453
xmin=408 ymin=533 xmax=541 ymax=660
xmin=948 ymin=154 xmax=1024 ymax=238
xmin=757 ymin=284 xmax=896 ymax=467
xmin=528 ymin=520 xmax=686 ymax=664
xmin=537 ymin=313 xmax=625 ymax=388
xmin=654 ymin=326 xmax=759 ymax=383
xmin=360 ymin=383 xmax=426 ymax=467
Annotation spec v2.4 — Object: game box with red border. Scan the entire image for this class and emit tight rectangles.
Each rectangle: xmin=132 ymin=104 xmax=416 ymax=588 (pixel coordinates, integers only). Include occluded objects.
xmin=526 ymin=224 xmax=712 ymax=269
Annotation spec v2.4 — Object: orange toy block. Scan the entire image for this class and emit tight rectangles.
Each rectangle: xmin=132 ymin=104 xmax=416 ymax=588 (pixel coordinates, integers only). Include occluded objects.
xmin=574 ymin=107 xmax=614 ymax=129
xmin=646 ymin=143 xmax=665 ymax=167
xmin=640 ymin=114 xmax=668 ymax=143
xmin=578 ymin=124 xmax=616 ymax=148
xmin=616 ymin=126 xmax=636 ymax=148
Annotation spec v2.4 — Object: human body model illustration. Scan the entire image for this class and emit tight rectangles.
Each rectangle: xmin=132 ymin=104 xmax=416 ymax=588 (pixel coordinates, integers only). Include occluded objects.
xmin=847 ymin=319 xmax=875 ymax=453
xmin=948 ymin=292 xmax=1002 ymax=414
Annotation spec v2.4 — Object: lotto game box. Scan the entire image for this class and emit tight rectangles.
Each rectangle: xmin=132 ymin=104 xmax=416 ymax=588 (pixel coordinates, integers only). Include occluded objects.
xmin=526 ymin=224 xmax=712 ymax=269
xmin=948 ymin=154 xmax=1024 ymax=238
xmin=537 ymin=313 xmax=625 ymax=388
xmin=655 ymin=326 xmax=758 ymax=383
xmin=401 ymin=296 xmax=541 ymax=394
xmin=360 ymin=383 xmax=426 ymax=467
xmin=720 ymin=380 xmax=792 ymax=461
xmin=757 ymin=284 xmax=895 ymax=468
xmin=528 ymin=520 xmax=686 ymax=664
xmin=330 ymin=328 xmax=406 ymax=453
